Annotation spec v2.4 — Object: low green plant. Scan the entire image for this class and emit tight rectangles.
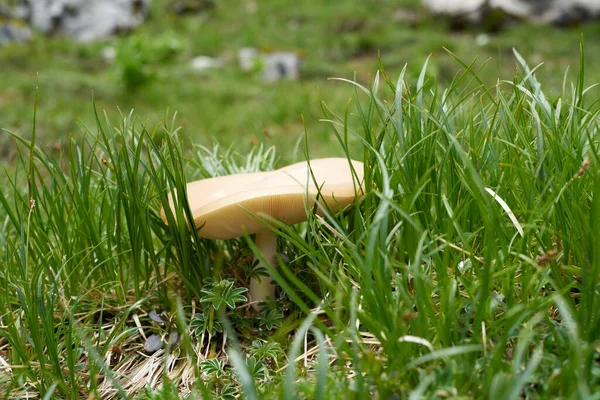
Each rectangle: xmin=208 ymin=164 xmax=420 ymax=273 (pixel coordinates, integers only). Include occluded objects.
xmin=114 ymin=33 xmax=182 ymax=93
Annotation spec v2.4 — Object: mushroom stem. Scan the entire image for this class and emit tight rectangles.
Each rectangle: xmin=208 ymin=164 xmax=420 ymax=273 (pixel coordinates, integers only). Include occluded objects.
xmin=249 ymin=230 xmax=277 ymax=306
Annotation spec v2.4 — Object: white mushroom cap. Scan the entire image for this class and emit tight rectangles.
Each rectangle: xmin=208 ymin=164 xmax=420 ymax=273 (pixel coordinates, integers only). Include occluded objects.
xmin=163 ymin=157 xmax=364 ymax=238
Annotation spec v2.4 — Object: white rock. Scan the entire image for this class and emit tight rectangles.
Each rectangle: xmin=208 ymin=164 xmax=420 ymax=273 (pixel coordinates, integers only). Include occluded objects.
xmin=190 ymin=55 xmax=223 ymax=71
xmin=475 ymin=33 xmax=489 ymax=46
xmin=102 ymin=46 xmax=116 ymax=62
xmin=238 ymin=48 xmax=300 ymax=82
xmin=261 ymin=52 xmax=300 ymax=82
xmin=238 ymin=47 xmax=258 ymax=71
xmin=423 ymin=0 xmax=600 ymax=24
xmin=489 ymin=0 xmax=600 ymax=22
xmin=28 ymin=0 xmax=151 ymax=42
xmin=423 ymin=0 xmax=485 ymax=21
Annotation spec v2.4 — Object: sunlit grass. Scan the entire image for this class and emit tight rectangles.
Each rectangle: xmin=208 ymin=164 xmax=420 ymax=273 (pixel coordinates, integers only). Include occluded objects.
xmin=1 ymin=48 xmax=600 ymax=398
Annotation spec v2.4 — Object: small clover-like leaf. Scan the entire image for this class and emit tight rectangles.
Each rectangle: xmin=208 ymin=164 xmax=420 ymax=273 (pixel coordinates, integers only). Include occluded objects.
xmin=245 ymin=356 xmax=266 ymax=381
xmin=249 ymin=264 xmax=269 ymax=279
xmin=262 ymin=309 xmax=283 ymax=331
xmin=190 ymin=313 xmax=223 ymax=337
xmin=219 ymin=383 xmax=237 ymax=400
xmin=224 ymin=286 xmax=248 ymax=309
xmin=248 ymin=339 xmax=283 ymax=367
xmin=200 ymin=358 xmax=226 ymax=378
xmin=200 ymin=280 xmax=248 ymax=310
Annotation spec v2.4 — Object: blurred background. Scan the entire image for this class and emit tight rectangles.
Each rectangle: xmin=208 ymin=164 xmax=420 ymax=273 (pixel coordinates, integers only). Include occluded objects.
xmin=1 ymin=0 xmax=599 ymax=162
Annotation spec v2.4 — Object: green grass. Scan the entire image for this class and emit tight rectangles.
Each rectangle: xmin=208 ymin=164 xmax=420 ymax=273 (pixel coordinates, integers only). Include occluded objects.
xmin=2 ymin=1 xmax=600 ymax=398
xmin=1 ymin=44 xmax=600 ymax=398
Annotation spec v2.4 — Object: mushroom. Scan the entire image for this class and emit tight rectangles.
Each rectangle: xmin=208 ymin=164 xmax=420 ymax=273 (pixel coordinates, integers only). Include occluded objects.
xmin=162 ymin=157 xmax=364 ymax=305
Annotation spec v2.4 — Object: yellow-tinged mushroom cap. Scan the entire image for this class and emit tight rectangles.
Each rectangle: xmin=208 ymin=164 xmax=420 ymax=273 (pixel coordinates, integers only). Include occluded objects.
xmin=162 ymin=157 xmax=364 ymax=239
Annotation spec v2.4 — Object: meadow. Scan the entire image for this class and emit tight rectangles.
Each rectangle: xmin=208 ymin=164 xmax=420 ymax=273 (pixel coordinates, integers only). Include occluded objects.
xmin=1 ymin=0 xmax=600 ymax=398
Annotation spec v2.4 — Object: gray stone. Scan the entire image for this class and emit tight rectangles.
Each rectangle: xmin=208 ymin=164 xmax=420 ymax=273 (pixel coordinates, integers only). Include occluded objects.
xmin=26 ymin=0 xmax=151 ymax=41
xmin=423 ymin=0 xmax=600 ymax=25
xmin=0 ymin=4 xmax=32 ymax=45
xmin=261 ymin=52 xmax=300 ymax=82
xmin=143 ymin=334 xmax=163 ymax=354
xmin=0 ymin=22 xmax=32 ymax=45
xmin=423 ymin=0 xmax=485 ymax=22
xmin=238 ymin=48 xmax=300 ymax=82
